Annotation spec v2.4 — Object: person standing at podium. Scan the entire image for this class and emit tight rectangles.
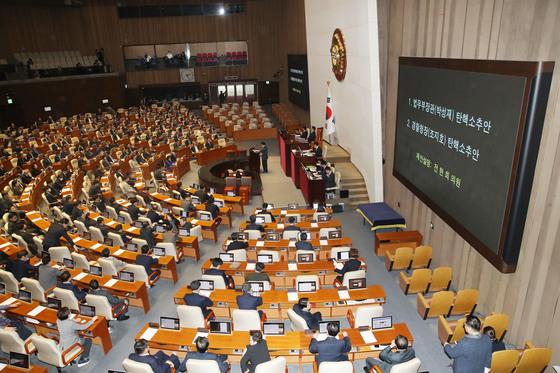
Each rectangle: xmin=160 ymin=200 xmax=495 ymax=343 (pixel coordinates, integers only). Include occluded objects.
xmin=259 ymin=142 xmax=268 ymax=173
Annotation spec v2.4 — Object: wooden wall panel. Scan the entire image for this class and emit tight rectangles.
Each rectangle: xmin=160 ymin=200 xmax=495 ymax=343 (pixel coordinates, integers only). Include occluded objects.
xmin=378 ymin=0 xmax=560 ymax=363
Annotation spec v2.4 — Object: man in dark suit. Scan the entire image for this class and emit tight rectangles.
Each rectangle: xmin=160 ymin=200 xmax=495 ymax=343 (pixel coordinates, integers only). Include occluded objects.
xmin=245 ymin=262 xmax=270 ymax=284
xmin=226 ymin=232 xmax=249 ymax=252
xmin=136 ymin=245 xmax=160 ymax=282
xmin=240 ymin=330 xmax=271 ymax=373
xmin=246 ymin=215 xmax=264 ymax=232
xmin=205 ymin=201 xmax=219 ymax=220
xmin=205 ymin=258 xmax=230 ymax=287
xmin=140 ymin=222 xmax=156 ymax=248
xmin=295 ymin=232 xmax=313 ymax=251
xmin=259 ymin=142 xmax=268 ymax=173
xmin=308 ymin=126 xmax=317 ymax=142
xmin=293 ymin=297 xmax=322 ymax=330
xmin=178 ymin=336 xmax=229 ymax=373
xmin=43 ymin=218 xmax=75 ymax=251
xmin=483 ymin=326 xmax=506 ymax=353
xmin=312 ymin=142 xmax=323 ymax=158
xmin=58 ymin=270 xmax=87 ymax=301
xmin=11 ymin=251 xmax=34 ymax=281
xmin=237 ymin=283 xmax=264 ymax=319
xmin=309 ymin=322 xmax=351 ymax=366
xmin=184 ymin=280 xmax=213 ymax=318
xmin=284 ymin=216 xmax=301 ymax=232
xmin=129 ymin=338 xmax=179 ymax=373
xmin=365 ymin=335 xmax=415 ymax=373
xmin=93 ymin=217 xmax=109 ymax=238
xmin=324 ymin=167 xmax=336 ymax=189
xmin=127 ymin=199 xmax=141 ymax=221
xmin=334 ymin=248 xmax=363 ymax=283
xmin=146 ymin=205 xmax=162 ymax=223
xmin=444 ymin=315 xmax=492 ymax=373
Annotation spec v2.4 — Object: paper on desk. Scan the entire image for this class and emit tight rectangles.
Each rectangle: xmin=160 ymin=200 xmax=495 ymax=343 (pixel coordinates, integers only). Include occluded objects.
xmin=0 ymin=297 xmax=17 ymax=306
xmin=73 ymin=272 xmax=88 ymax=281
xmin=319 ymin=240 xmax=328 ymax=246
xmin=0 ymin=242 xmax=11 ymax=248
xmin=337 ymin=290 xmax=350 ymax=300
xmin=277 ymin=224 xmax=285 ymax=229
xmin=107 ymin=221 xmax=117 ymax=227
xmin=165 ymin=198 xmax=172 ymax=202
xmin=140 ymin=327 xmax=158 ymax=341
xmin=126 ymin=227 xmax=136 ymax=233
xmin=114 ymin=249 xmax=125 ymax=255
xmin=288 ymin=241 xmax=296 ymax=247
xmin=191 ymin=219 xmax=199 ymax=224
xmin=246 ymin=263 xmax=256 ymax=271
xmin=104 ymin=279 xmax=118 ymax=287
xmin=73 ymin=237 xmax=82 ymax=243
xmin=199 ymin=290 xmax=212 ymax=298
xmin=31 ymin=217 xmax=42 ymax=222
xmin=256 ymin=241 xmax=264 ymax=247
xmin=27 ymin=305 xmax=46 ymax=317
xmin=287 ymin=292 xmax=299 ymax=302
xmin=360 ymin=330 xmax=377 ymax=344
xmin=192 ymin=331 xmax=209 ymax=344
xmin=281 ymin=210 xmax=287 ymax=215
xmin=91 ymin=243 xmax=102 ymax=250
xmin=288 ymin=262 xmax=298 ymax=271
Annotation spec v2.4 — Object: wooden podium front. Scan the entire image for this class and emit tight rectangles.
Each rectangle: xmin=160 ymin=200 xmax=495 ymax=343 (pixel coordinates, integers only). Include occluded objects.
xmin=374 ymin=230 xmax=423 ymax=256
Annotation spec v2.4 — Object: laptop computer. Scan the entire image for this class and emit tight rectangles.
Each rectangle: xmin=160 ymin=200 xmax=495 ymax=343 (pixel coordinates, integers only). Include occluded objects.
xmin=266 ymin=232 xmax=280 ymax=241
xmin=318 ymin=214 xmax=331 ymax=222
xmin=199 ymin=279 xmax=214 ymax=291
xmin=126 ymin=243 xmax=137 ymax=252
xmin=104 ymin=237 xmax=113 ymax=246
xmin=263 ymin=322 xmax=285 ymax=336
xmin=297 ymin=281 xmax=317 ymax=293
xmin=236 ymin=232 xmax=247 ymax=240
xmin=63 ymin=258 xmax=75 ymax=269
xmin=328 ymin=230 xmax=342 ymax=239
xmin=209 ymin=320 xmax=232 ymax=334
xmin=79 ymin=304 xmax=96 ymax=317
xmin=297 ymin=253 xmax=314 ymax=263
xmin=248 ymin=281 xmax=264 ymax=293
xmin=18 ymin=290 xmax=32 ymax=303
xmin=155 ymin=225 xmax=166 ymax=233
xmin=134 ymin=221 xmax=143 ymax=228
xmin=199 ymin=213 xmax=211 ymax=221
xmin=336 ymin=251 xmax=350 ymax=261
xmin=257 ymin=254 xmax=273 ymax=263
xmin=89 ymin=265 xmax=103 ymax=276
xmin=179 ymin=228 xmax=190 ymax=236
xmin=9 ymin=352 xmax=29 ymax=369
xmin=349 ymin=278 xmax=366 ymax=290
xmin=153 ymin=247 xmax=166 ymax=256
xmin=160 ymin=316 xmax=180 ymax=330
xmin=227 ymin=191 xmax=236 ymax=197
xmin=255 ymin=216 xmax=265 ymax=224
xmin=47 ymin=297 xmax=62 ymax=310
xmin=118 ymin=216 xmax=125 ymax=223
xmin=119 ymin=271 xmax=135 ymax=282
xmin=162 ymin=207 xmax=170 ymax=214
xmin=372 ymin=316 xmax=393 ymax=330
xmin=219 ymin=253 xmax=234 ymax=263
xmin=288 ymin=203 xmax=298 ymax=210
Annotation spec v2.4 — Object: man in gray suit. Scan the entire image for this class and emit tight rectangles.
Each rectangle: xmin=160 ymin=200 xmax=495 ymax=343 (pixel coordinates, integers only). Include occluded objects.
xmin=38 ymin=254 xmax=61 ymax=290
xmin=259 ymin=142 xmax=268 ymax=173
xmin=365 ymin=335 xmax=416 ymax=373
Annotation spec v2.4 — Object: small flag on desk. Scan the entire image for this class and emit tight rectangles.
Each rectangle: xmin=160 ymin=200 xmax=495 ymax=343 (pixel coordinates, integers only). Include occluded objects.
xmin=325 ymin=85 xmax=336 ymax=136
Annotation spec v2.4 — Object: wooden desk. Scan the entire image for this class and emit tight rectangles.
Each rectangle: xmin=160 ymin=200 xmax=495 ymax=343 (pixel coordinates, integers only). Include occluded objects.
xmin=135 ymin=324 xmax=412 ymax=369
xmin=0 ymin=294 xmax=112 ymax=354
xmin=195 ymin=145 xmax=238 ymax=166
xmin=174 ymin=286 xmax=386 ymax=319
xmin=185 ymin=187 xmax=244 ymax=215
xmin=299 ymin=165 xmax=325 ymax=205
xmin=374 ymin=230 xmax=423 ymax=256
xmin=238 ymin=220 xmax=342 ymax=240
xmin=254 ymin=208 xmax=333 ymax=221
xmin=0 ymin=364 xmax=48 ymax=372
xmin=0 ymin=236 xmax=24 ymax=259
xmin=68 ymin=268 xmax=150 ymax=313
xmin=26 ymin=211 xmax=179 ymax=283
xmin=200 ymin=257 xmax=366 ymax=288
xmin=290 ymin=150 xmax=314 ymax=189
xmin=232 ymin=127 xmax=277 ymax=141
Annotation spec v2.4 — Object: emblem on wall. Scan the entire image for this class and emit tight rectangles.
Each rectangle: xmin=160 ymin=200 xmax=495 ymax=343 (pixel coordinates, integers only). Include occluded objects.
xmin=330 ymin=28 xmax=346 ymax=81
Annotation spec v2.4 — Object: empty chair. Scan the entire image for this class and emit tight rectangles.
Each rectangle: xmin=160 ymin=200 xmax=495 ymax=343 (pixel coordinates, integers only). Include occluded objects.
xmin=31 ymin=334 xmax=84 ymax=373
xmin=0 ymin=269 xmax=19 ymax=293
xmin=190 ymin=225 xmax=203 ymax=242
xmin=119 ymin=211 xmax=133 ymax=224
xmin=201 ymin=274 xmax=227 ymax=289
xmin=388 ymin=357 xmax=422 ymax=373
xmin=450 ymin=289 xmax=478 ymax=316
xmin=417 ymin=291 xmax=454 ymax=319
xmin=232 ymin=309 xmax=261 ymax=331
xmin=399 ymin=268 xmax=431 ymax=295
xmin=49 ymin=246 xmax=72 ymax=263
xmin=74 ymin=220 xmax=89 ymax=236
xmin=135 ymin=195 xmax=147 ymax=208
xmin=385 ymin=247 xmax=414 ymax=271
xmin=347 ymin=305 xmax=383 ymax=328
xmin=53 ymin=288 xmax=80 ymax=311
xmin=71 ymin=252 xmax=90 ymax=271
xmin=410 ymin=245 xmax=432 ymax=269
xmin=318 ymin=361 xmax=353 ymax=373
xmin=131 ymin=238 xmax=148 ymax=249
xmin=515 ymin=343 xmax=552 ymax=373
xmin=108 ymin=232 xmax=125 ymax=247
xmin=341 ymin=269 xmax=366 ymax=288
xmin=12 ymin=234 xmax=30 ymax=256
xmin=155 ymin=242 xmax=180 ymax=262
xmin=489 ymin=350 xmax=519 ymax=373
xmin=21 ymin=278 xmax=47 ymax=302
xmin=123 ymin=264 xmax=159 ymax=287
xmin=89 ymin=226 xmax=105 ymax=243
xmin=106 ymin=206 xmax=119 ymax=220
xmin=85 ymin=294 xmax=126 ymax=322
xmin=185 ymin=359 xmax=222 ymax=373
xmin=295 ymin=275 xmax=319 ymax=291
xmin=282 ymin=230 xmax=300 ymax=240
xmin=254 ymin=356 xmax=287 ymax=373
xmin=0 ymin=329 xmax=34 ymax=354
xmin=245 ymin=229 xmax=262 ymax=240
xmin=122 ymin=358 xmax=156 ymax=373
xmin=172 ymin=206 xmax=184 ymax=216
xmin=98 ymin=257 xmax=118 ymax=276
xmin=428 ymin=267 xmax=452 ymax=292
xmin=287 ymin=308 xmax=308 ymax=331
xmin=438 ymin=316 xmax=466 ymax=344
xmin=177 ymin=305 xmax=213 ymax=328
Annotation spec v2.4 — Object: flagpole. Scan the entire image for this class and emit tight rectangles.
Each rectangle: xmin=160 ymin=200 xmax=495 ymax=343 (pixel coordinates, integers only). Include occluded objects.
xmin=326 ymin=80 xmax=333 ymax=145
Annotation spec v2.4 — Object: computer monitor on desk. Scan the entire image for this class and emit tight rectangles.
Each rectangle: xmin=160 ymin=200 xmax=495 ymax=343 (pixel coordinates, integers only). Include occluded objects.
xmin=79 ymin=304 xmax=96 ymax=317
xmin=248 ymin=281 xmax=265 ymax=293
xmin=297 ymin=253 xmax=314 ymax=263
xmin=119 ymin=271 xmax=135 ymax=282
xmin=199 ymin=280 xmax=214 ymax=291
xmin=372 ymin=316 xmax=393 ymax=330
xmin=328 ymin=230 xmax=342 ymax=239
xmin=209 ymin=320 xmax=231 ymax=334
xmin=89 ymin=265 xmax=103 ymax=276
xmin=263 ymin=323 xmax=285 ymax=336
xmin=297 ymin=281 xmax=317 ymax=293
xmin=160 ymin=317 xmax=180 ymax=330
xmin=219 ymin=253 xmax=234 ymax=263
xmin=257 ymin=254 xmax=273 ymax=263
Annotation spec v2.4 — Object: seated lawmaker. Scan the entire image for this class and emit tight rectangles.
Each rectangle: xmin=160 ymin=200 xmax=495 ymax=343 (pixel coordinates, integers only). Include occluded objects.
xmin=365 ymin=334 xmax=415 ymax=373
xmin=237 ymin=283 xmax=264 ymax=319
xmin=246 ymin=215 xmax=264 ymax=232
xmin=309 ymin=321 xmax=351 ymax=365
xmin=89 ymin=279 xmax=129 ymax=321
xmin=205 ymin=201 xmax=219 ymax=220
xmin=11 ymin=251 xmax=34 ymax=281
xmin=240 ymin=330 xmax=271 ymax=373
xmin=245 ymin=262 xmax=271 ymax=284
xmin=334 ymin=248 xmax=362 ymax=283
xmin=324 ymin=167 xmax=336 ymax=189
xmin=178 ymin=336 xmax=229 ymax=373
xmin=295 ymin=232 xmax=313 ymax=251
xmin=129 ymin=338 xmax=180 ymax=373
xmin=184 ymin=280 xmax=213 ymax=318
xmin=136 ymin=245 xmax=161 ymax=282
xmin=293 ymin=297 xmax=322 ymax=330
xmin=284 ymin=216 xmax=301 ymax=231
xmin=204 ymin=257 xmax=230 ymax=286
xmin=59 ymin=270 xmax=87 ymax=301
xmin=483 ymin=326 xmax=506 ymax=353
xmin=226 ymin=232 xmax=249 ymax=251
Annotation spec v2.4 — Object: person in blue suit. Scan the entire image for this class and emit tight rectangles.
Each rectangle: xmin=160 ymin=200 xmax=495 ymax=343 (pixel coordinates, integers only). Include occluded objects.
xmin=444 ymin=315 xmax=492 ymax=373
xmin=237 ymin=283 xmax=264 ymax=319
xmin=205 ymin=257 xmax=230 ymax=287
xmin=292 ymin=297 xmax=322 ymax=330
xmin=184 ymin=280 xmax=213 ymax=318
xmin=129 ymin=338 xmax=179 ymax=373
xmin=309 ymin=321 xmax=351 ymax=366
xmin=136 ymin=245 xmax=161 ymax=282
xmin=178 ymin=336 xmax=229 ymax=373
xmin=58 ymin=270 xmax=87 ymax=301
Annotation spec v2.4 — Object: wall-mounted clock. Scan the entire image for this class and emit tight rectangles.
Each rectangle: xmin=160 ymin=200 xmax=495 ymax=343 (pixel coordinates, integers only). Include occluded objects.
xmin=330 ymin=28 xmax=346 ymax=81
xmin=180 ymin=68 xmax=195 ymax=82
